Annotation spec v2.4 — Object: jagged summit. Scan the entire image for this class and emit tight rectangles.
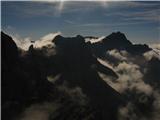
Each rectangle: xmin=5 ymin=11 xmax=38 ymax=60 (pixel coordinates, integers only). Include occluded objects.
xmin=101 ymin=32 xmax=132 ymax=50
xmin=53 ymin=34 xmax=85 ymax=46
xmin=105 ymin=32 xmax=129 ymax=42
xmin=91 ymin=31 xmax=151 ymax=56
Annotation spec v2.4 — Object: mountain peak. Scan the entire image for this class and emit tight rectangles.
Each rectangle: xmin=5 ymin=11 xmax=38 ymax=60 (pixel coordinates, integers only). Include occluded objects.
xmin=91 ymin=32 xmax=152 ymax=57
xmin=100 ymin=32 xmax=132 ymax=50
xmin=108 ymin=31 xmax=126 ymax=38
xmin=105 ymin=31 xmax=129 ymax=43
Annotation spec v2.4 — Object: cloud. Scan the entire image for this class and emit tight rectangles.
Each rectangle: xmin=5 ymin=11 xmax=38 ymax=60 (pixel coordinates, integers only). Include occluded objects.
xmin=11 ymin=32 xmax=61 ymax=51
xmin=19 ymin=102 xmax=60 ymax=120
xmin=107 ymin=50 xmax=153 ymax=95
xmin=107 ymin=1 xmax=159 ymax=9
xmin=34 ymin=32 xmax=61 ymax=48
xmin=18 ymin=85 xmax=88 ymax=120
xmin=98 ymin=49 xmax=160 ymax=120
xmin=113 ymin=62 xmax=152 ymax=95
xmin=64 ymin=19 xmax=76 ymax=24
xmin=107 ymin=49 xmax=128 ymax=61
xmin=85 ymin=36 xmax=105 ymax=43
xmin=118 ymin=91 xmax=160 ymax=120
xmin=98 ymin=57 xmax=153 ymax=95
xmin=143 ymin=50 xmax=160 ymax=61
xmin=122 ymin=9 xmax=160 ymax=22
xmin=12 ymin=35 xmax=33 ymax=51
xmin=3 ymin=1 xmax=110 ymax=18
xmin=104 ymin=3 xmax=160 ymax=25
xmin=118 ymin=102 xmax=138 ymax=120
xmin=150 ymin=43 xmax=160 ymax=50
xmin=143 ymin=43 xmax=160 ymax=61
xmin=58 ymin=85 xmax=88 ymax=105
xmin=76 ymin=20 xmax=154 ymax=28
xmin=3 ymin=29 xmax=160 ymax=120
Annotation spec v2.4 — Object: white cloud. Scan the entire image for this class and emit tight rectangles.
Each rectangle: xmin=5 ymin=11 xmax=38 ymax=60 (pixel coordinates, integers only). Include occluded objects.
xmin=19 ymin=102 xmax=59 ymax=120
xmin=85 ymin=36 xmax=105 ymax=43
xmin=98 ymin=49 xmax=160 ymax=120
xmin=34 ymin=32 xmax=61 ymax=48
xmin=11 ymin=32 xmax=61 ymax=51
xmin=149 ymin=43 xmax=160 ymax=50
xmin=107 ymin=49 xmax=128 ymax=61
xmin=118 ymin=91 xmax=160 ymax=120
xmin=12 ymin=35 xmax=32 ymax=51
xmin=143 ymin=50 xmax=160 ymax=61
xmin=113 ymin=62 xmax=152 ymax=95
xmin=98 ymin=49 xmax=153 ymax=95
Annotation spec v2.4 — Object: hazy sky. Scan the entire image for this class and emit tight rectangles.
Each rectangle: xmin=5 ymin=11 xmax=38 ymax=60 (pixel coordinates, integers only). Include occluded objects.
xmin=1 ymin=1 xmax=160 ymax=44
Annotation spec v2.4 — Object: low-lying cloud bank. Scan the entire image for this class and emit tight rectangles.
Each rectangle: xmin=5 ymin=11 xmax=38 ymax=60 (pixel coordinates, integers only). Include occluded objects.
xmin=18 ymin=86 xmax=89 ymax=120
xmin=144 ymin=43 xmax=160 ymax=60
xmin=98 ymin=48 xmax=160 ymax=120
xmin=150 ymin=43 xmax=160 ymax=50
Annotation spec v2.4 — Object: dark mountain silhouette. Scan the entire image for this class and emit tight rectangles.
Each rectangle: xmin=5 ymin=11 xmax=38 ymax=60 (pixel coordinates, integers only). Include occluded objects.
xmin=2 ymin=31 xmax=157 ymax=120
xmin=92 ymin=32 xmax=151 ymax=57
xmin=85 ymin=36 xmax=99 ymax=39
xmin=1 ymin=32 xmax=56 ymax=120
xmin=2 ymin=32 xmax=125 ymax=120
xmin=1 ymin=32 xmax=18 ymax=66
xmin=126 ymin=44 xmax=152 ymax=55
xmin=52 ymin=35 xmax=125 ymax=119
xmin=52 ymin=35 xmax=118 ymax=78
xmin=100 ymin=32 xmax=132 ymax=49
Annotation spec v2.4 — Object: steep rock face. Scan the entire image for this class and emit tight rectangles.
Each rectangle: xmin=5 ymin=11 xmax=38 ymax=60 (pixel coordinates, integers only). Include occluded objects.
xmin=92 ymin=32 xmax=151 ymax=57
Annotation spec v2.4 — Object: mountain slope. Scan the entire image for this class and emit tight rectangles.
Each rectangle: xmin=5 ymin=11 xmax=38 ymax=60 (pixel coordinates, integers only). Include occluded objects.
xmin=2 ymin=32 xmax=125 ymax=120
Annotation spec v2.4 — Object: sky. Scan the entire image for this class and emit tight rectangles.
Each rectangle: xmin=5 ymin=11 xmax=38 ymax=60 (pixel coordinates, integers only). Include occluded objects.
xmin=1 ymin=1 xmax=160 ymax=44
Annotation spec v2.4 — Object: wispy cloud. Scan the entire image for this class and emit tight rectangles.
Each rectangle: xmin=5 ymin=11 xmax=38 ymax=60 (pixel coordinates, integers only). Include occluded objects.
xmin=2 ymin=1 xmax=159 ymax=43
xmin=64 ymin=20 xmax=76 ymax=24
xmin=10 ymin=32 xmax=61 ymax=50
xmin=2 ymin=1 xmax=110 ymax=18
xmin=104 ymin=8 xmax=160 ymax=23
xmin=76 ymin=20 xmax=153 ymax=28
xmin=123 ymin=9 xmax=159 ymax=22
